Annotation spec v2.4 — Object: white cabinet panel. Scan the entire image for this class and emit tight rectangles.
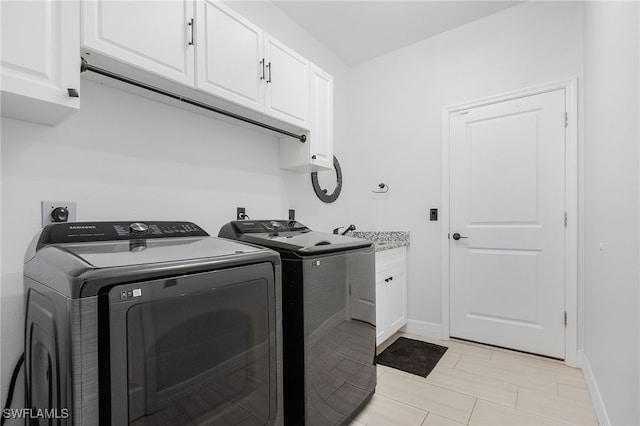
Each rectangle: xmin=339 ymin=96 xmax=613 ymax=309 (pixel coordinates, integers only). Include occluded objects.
xmin=386 ymin=267 xmax=407 ymax=332
xmin=375 ymin=275 xmax=389 ymax=345
xmin=1 ymin=0 xmax=80 ymax=125
xmin=196 ymin=0 xmax=263 ymax=111
xmin=82 ymin=0 xmax=194 ymax=85
xmin=264 ymin=34 xmax=309 ymax=127
xmin=375 ymin=248 xmax=408 ymax=346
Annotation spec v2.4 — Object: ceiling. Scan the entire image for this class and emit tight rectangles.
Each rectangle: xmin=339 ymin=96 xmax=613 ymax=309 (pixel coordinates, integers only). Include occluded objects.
xmin=272 ymin=1 xmax=522 ymax=66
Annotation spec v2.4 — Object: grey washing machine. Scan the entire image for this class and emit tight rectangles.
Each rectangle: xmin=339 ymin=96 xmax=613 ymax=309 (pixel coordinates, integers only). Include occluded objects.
xmin=219 ymin=220 xmax=376 ymax=426
xmin=23 ymin=221 xmax=282 ymax=425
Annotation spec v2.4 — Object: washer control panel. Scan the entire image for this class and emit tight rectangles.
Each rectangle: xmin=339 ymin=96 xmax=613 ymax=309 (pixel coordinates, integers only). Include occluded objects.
xmin=40 ymin=221 xmax=209 ymax=246
xmin=232 ymin=220 xmax=309 ymax=234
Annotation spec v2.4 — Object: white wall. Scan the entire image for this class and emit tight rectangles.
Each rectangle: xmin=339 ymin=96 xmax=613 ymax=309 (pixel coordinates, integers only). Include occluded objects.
xmin=4 ymin=2 xmax=639 ymax=424
xmin=0 ymin=0 xmax=349 ymax=408
xmin=344 ymin=1 xmax=584 ymax=329
xmin=583 ymin=2 xmax=640 ymax=425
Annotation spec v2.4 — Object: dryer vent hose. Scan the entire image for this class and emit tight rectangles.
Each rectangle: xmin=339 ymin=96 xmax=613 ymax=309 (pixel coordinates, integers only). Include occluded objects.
xmin=1 ymin=353 xmax=24 ymax=426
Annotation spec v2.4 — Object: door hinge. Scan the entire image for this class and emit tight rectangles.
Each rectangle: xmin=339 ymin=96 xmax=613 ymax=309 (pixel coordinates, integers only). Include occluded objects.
xmin=564 ymin=311 xmax=567 ymax=327
xmin=564 ymin=212 xmax=568 ymax=227
xmin=564 ymin=112 xmax=568 ymax=128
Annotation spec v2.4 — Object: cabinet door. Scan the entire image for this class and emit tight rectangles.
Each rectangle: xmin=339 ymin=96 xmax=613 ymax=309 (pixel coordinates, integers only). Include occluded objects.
xmin=309 ymin=63 xmax=334 ymax=170
xmin=1 ymin=0 xmax=80 ymax=125
xmin=82 ymin=0 xmax=194 ymax=85
xmin=375 ymin=276 xmax=388 ymax=346
xmin=386 ymin=268 xmax=408 ymax=333
xmin=196 ymin=0 xmax=263 ymax=112
xmin=264 ymin=34 xmax=309 ymax=127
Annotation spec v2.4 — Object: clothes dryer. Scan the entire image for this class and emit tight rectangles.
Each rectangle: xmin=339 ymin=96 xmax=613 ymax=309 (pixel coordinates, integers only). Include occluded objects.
xmin=23 ymin=221 xmax=282 ymax=425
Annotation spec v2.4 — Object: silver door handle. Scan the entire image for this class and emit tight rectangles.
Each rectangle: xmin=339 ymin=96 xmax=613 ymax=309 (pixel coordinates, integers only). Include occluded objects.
xmin=452 ymin=233 xmax=468 ymax=240
xmin=188 ymin=18 xmax=194 ymax=46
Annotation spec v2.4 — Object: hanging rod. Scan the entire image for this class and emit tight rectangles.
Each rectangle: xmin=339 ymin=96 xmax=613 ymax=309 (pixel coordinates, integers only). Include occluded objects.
xmin=80 ymin=58 xmax=307 ymax=143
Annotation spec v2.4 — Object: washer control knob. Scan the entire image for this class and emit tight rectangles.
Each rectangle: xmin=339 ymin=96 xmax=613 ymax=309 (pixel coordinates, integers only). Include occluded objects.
xmin=129 ymin=222 xmax=149 ymax=235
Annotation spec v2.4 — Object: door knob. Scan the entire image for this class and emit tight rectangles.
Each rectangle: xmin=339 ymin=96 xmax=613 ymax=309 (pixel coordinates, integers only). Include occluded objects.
xmin=452 ymin=233 xmax=468 ymax=240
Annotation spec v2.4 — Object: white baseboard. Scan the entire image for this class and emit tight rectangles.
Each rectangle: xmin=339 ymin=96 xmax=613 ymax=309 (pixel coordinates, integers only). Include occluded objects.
xmin=581 ymin=352 xmax=611 ymax=426
xmin=400 ymin=319 xmax=442 ymax=340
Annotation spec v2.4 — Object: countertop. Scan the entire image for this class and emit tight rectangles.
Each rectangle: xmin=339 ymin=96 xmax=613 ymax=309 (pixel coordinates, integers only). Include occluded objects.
xmin=348 ymin=231 xmax=410 ymax=252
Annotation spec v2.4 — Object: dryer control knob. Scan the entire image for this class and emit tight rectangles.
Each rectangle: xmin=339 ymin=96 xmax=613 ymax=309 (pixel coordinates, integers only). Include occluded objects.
xmin=129 ymin=222 xmax=149 ymax=235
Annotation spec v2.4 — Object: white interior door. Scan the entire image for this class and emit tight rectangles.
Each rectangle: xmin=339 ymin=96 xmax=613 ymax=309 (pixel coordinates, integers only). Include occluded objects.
xmin=449 ymin=89 xmax=566 ymax=359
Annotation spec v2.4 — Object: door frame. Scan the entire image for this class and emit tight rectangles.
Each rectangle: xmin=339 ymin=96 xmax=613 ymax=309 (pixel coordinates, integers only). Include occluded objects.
xmin=440 ymin=78 xmax=579 ymax=367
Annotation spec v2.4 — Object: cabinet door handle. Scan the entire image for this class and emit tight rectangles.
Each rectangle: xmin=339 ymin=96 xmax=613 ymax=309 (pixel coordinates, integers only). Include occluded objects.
xmin=266 ymin=62 xmax=272 ymax=83
xmin=260 ymin=59 xmax=265 ymax=80
xmin=311 ymin=155 xmax=317 ymax=160
xmin=188 ymin=18 xmax=195 ymax=46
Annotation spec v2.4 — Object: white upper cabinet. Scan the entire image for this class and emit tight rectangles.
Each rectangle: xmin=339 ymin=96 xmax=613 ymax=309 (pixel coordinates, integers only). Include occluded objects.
xmin=196 ymin=0 xmax=263 ymax=112
xmin=279 ymin=62 xmax=333 ymax=172
xmin=78 ymin=0 xmax=330 ymax=171
xmin=82 ymin=0 xmax=195 ymax=85
xmin=1 ymin=0 xmax=80 ymax=125
xmin=196 ymin=1 xmax=308 ymax=128
xmin=308 ymin=63 xmax=333 ymax=170
xmin=264 ymin=34 xmax=309 ymax=128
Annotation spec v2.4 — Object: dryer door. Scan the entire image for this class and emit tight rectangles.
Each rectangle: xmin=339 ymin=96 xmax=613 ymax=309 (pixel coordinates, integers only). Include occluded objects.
xmin=106 ymin=262 xmax=278 ymax=425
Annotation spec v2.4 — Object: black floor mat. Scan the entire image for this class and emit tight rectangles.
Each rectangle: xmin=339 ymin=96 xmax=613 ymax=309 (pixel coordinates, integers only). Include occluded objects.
xmin=375 ymin=337 xmax=448 ymax=378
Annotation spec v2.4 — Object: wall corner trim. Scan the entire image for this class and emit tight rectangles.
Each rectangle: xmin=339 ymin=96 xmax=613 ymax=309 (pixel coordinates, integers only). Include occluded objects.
xmin=581 ymin=352 xmax=612 ymax=426
xmin=401 ymin=319 xmax=443 ymax=340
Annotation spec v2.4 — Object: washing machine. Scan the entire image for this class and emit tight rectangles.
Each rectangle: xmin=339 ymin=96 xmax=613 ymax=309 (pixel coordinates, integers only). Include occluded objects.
xmin=23 ymin=221 xmax=282 ymax=425
xmin=219 ymin=220 xmax=376 ymax=426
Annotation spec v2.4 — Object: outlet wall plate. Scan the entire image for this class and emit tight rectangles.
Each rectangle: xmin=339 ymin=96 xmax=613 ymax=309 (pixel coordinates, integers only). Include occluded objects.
xmin=236 ymin=207 xmax=246 ymax=220
xmin=42 ymin=201 xmax=77 ymax=227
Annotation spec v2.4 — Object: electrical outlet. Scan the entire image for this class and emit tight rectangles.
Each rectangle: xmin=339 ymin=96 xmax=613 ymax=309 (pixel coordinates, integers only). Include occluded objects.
xmin=237 ymin=207 xmax=246 ymax=220
xmin=289 ymin=209 xmax=295 ymax=221
xmin=430 ymin=208 xmax=438 ymax=221
xmin=42 ymin=201 xmax=77 ymax=227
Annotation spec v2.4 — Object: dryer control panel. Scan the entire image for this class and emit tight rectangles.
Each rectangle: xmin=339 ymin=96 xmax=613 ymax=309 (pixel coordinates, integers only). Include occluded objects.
xmin=38 ymin=221 xmax=209 ymax=248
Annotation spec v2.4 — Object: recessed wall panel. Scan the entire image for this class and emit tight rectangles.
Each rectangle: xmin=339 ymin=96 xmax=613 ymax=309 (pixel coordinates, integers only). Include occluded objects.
xmin=468 ymin=248 xmax=540 ymax=324
xmin=469 ymin=111 xmax=540 ymax=224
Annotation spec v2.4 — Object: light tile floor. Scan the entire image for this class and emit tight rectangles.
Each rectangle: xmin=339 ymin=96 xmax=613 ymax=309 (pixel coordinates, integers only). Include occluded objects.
xmin=351 ymin=333 xmax=599 ymax=426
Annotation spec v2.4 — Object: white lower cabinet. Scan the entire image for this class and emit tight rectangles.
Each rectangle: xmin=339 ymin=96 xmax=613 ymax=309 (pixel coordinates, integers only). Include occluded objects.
xmin=375 ymin=247 xmax=408 ymax=346
xmin=1 ymin=0 xmax=80 ymax=125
